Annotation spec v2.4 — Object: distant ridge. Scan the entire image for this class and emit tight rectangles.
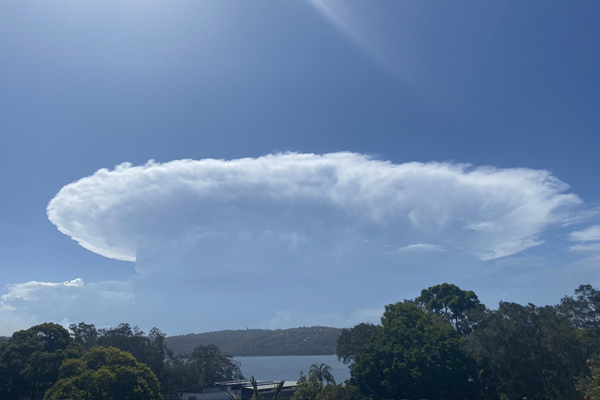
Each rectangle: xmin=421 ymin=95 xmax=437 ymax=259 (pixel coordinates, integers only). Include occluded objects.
xmin=166 ymin=326 xmax=343 ymax=356
xmin=0 ymin=336 xmax=9 ymax=345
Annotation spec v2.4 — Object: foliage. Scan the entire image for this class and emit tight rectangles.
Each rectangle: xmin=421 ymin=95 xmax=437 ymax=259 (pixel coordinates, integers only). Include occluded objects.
xmin=558 ymin=284 xmax=600 ymax=354
xmin=292 ymin=371 xmax=323 ymax=400
xmin=416 ymin=283 xmax=483 ymax=335
xmin=0 ymin=323 xmax=83 ymax=400
xmin=44 ymin=346 xmax=162 ymax=400
xmin=350 ymin=301 xmax=478 ymax=400
xmin=162 ymin=344 xmax=244 ymax=398
xmin=577 ymin=358 xmax=600 ymax=400
xmin=336 ymin=323 xmax=377 ymax=365
xmin=315 ymin=383 xmax=361 ymax=400
xmin=166 ymin=327 xmax=342 ymax=356
xmin=70 ymin=322 xmax=168 ymax=390
xmin=249 ymin=376 xmax=285 ymax=400
xmin=309 ymin=363 xmax=336 ymax=385
xmin=470 ymin=302 xmax=588 ymax=400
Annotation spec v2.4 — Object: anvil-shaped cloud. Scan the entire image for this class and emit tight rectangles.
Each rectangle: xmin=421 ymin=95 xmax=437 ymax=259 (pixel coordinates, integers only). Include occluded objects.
xmin=0 ymin=153 xmax=592 ymax=335
xmin=47 ymin=152 xmax=580 ymax=265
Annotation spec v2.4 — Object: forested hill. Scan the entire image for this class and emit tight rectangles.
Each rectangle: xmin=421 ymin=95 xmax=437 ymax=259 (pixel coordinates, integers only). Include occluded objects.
xmin=166 ymin=326 xmax=343 ymax=356
xmin=0 ymin=337 xmax=8 ymax=345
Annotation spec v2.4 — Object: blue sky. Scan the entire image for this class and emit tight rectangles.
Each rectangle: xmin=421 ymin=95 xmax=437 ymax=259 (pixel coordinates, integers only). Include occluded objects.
xmin=1 ymin=0 xmax=600 ymax=336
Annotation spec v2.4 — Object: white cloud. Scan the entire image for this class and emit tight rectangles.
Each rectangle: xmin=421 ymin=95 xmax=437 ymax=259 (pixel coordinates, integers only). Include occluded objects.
xmin=397 ymin=243 xmax=445 ymax=252
xmin=569 ymin=225 xmax=600 ymax=242
xmin=0 ymin=278 xmax=133 ymax=336
xmin=1 ymin=278 xmax=84 ymax=302
xmin=47 ymin=153 xmax=581 ymax=265
xmin=464 ymin=221 xmax=502 ymax=232
xmin=569 ymin=242 xmax=600 ymax=253
xmin=28 ymin=152 xmax=597 ymax=335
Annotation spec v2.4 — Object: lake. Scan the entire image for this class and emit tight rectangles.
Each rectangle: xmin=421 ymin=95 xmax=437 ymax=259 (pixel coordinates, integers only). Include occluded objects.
xmin=233 ymin=355 xmax=351 ymax=383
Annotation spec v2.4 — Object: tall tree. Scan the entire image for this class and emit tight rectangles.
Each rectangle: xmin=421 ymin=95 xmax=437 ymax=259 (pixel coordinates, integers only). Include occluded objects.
xmin=558 ymin=284 xmax=600 ymax=354
xmin=416 ymin=283 xmax=483 ymax=335
xmin=336 ymin=323 xmax=377 ymax=365
xmin=44 ymin=346 xmax=162 ymax=400
xmin=292 ymin=371 xmax=323 ymax=400
xmin=577 ymin=358 xmax=600 ymax=400
xmin=0 ymin=323 xmax=83 ymax=400
xmin=351 ymin=301 xmax=478 ymax=400
xmin=162 ymin=344 xmax=244 ymax=398
xmin=69 ymin=322 xmax=168 ymax=389
xmin=470 ymin=302 xmax=588 ymax=400
xmin=309 ymin=363 xmax=336 ymax=385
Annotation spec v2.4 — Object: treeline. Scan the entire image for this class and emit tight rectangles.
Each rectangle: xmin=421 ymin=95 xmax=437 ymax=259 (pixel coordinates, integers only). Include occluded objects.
xmin=335 ymin=283 xmax=600 ymax=400
xmin=0 ymin=322 xmax=243 ymax=400
xmin=166 ymin=326 xmax=342 ymax=356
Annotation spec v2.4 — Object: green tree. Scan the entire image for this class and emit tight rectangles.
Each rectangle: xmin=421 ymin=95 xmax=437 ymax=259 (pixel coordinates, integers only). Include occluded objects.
xmin=309 ymin=363 xmax=336 ymax=385
xmin=247 ymin=376 xmax=285 ymax=400
xmin=44 ymin=346 xmax=162 ymax=400
xmin=0 ymin=322 xmax=83 ymax=400
xmin=70 ymin=322 xmax=169 ymax=392
xmin=350 ymin=301 xmax=478 ymax=400
xmin=558 ymin=284 xmax=600 ymax=355
xmin=470 ymin=302 xmax=587 ymax=400
xmin=162 ymin=344 xmax=243 ymax=398
xmin=577 ymin=358 xmax=600 ymax=400
xmin=336 ymin=323 xmax=377 ymax=365
xmin=292 ymin=371 xmax=323 ymax=400
xmin=315 ymin=383 xmax=361 ymax=400
xmin=416 ymin=283 xmax=483 ymax=335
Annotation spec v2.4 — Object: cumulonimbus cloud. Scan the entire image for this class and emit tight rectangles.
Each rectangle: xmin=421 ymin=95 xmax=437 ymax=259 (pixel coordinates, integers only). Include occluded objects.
xmin=47 ymin=152 xmax=581 ymax=264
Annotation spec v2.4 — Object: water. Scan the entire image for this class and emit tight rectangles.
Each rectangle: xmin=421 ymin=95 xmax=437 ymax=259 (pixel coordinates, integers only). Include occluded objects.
xmin=233 ymin=355 xmax=351 ymax=383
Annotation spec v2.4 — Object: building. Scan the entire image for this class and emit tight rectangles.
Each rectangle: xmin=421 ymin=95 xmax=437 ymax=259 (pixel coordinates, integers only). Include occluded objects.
xmin=179 ymin=379 xmax=298 ymax=400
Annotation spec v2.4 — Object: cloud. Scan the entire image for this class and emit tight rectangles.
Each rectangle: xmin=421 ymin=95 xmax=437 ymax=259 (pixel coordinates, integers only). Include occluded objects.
xmin=397 ymin=243 xmax=445 ymax=252
xmin=1 ymin=278 xmax=84 ymax=302
xmin=0 ymin=278 xmax=133 ymax=336
xmin=569 ymin=225 xmax=600 ymax=242
xmin=26 ymin=152 xmax=596 ymax=335
xmin=569 ymin=243 xmax=600 ymax=253
xmin=464 ymin=221 xmax=502 ymax=232
xmin=47 ymin=153 xmax=581 ymax=264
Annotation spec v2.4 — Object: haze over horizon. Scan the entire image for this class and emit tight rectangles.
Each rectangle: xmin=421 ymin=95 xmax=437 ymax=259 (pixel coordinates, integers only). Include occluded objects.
xmin=1 ymin=0 xmax=600 ymax=336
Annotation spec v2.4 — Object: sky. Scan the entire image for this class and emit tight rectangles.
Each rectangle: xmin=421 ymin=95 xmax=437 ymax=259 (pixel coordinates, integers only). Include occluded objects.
xmin=1 ymin=0 xmax=600 ymax=336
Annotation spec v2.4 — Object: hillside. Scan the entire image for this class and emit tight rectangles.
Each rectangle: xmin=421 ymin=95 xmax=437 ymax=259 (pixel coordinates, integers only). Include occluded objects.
xmin=0 ymin=336 xmax=9 ymax=345
xmin=166 ymin=326 xmax=342 ymax=356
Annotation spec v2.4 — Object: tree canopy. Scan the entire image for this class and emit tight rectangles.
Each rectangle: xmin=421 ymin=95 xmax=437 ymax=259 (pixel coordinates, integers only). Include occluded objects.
xmin=350 ymin=301 xmax=478 ymax=400
xmin=291 ymin=371 xmax=323 ymax=400
xmin=44 ymin=346 xmax=162 ymax=400
xmin=469 ymin=302 xmax=588 ymax=400
xmin=309 ymin=363 xmax=336 ymax=385
xmin=416 ymin=282 xmax=483 ymax=335
xmin=335 ymin=323 xmax=377 ymax=365
xmin=162 ymin=344 xmax=244 ymax=398
xmin=0 ymin=323 xmax=83 ymax=400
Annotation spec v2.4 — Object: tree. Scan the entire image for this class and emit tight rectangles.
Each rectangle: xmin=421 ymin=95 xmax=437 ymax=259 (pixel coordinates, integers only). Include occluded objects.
xmin=416 ymin=283 xmax=483 ymax=335
xmin=162 ymin=344 xmax=244 ymax=398
xmin=247 ymin=376 xmax=285 ymax=400
xmin=44 ymin=346 xmax=162 ymax=400
xmin=292 ymin=371 xmax=323 ymax=400
xmin=69 ymin=322 xmax=169 ymax=392
xmin=0 ymin=323 xmax=83 ymax=400
xmin=309 ymin=363 xmax=336 ymax=385
xmin=558 ymin=284 xmax=600 ymax=355
xmin=336 ymin=323 xmax=377 ymax=365
xmin=69 ymin=322 xmax=99 ymax=348
xmin=316 ymin=383 xmax=361 ymax=400
xmin=350 ymin=301 xmax=478 ymax=400
xmin=577 ymin=358 xmax=600 ymax=400
xmin=470 ymin=302 xmax=588 ymax=400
